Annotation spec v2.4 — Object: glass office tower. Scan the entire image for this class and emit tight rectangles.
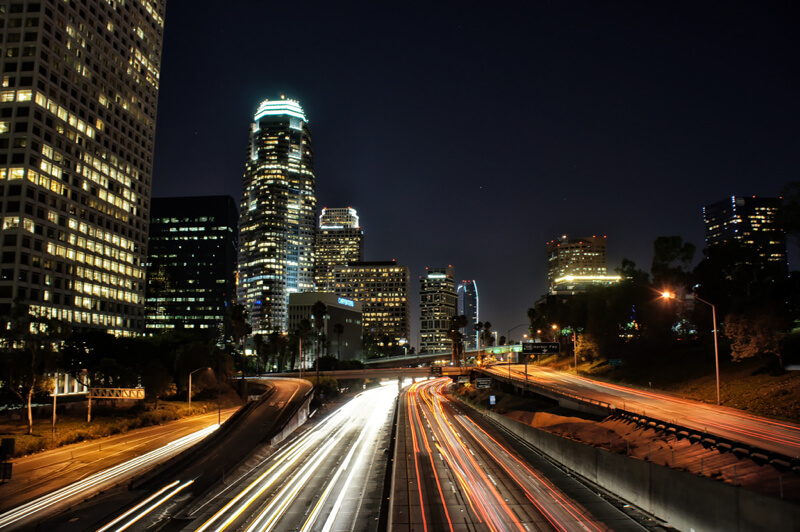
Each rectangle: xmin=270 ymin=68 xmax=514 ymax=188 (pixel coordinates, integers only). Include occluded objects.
xmin=238 ymin=98 xmax=316 ymax=333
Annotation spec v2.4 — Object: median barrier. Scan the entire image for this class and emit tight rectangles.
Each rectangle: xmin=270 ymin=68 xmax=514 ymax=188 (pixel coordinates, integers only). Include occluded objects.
xmin=476 ymin=406 xmax=800 ymax=531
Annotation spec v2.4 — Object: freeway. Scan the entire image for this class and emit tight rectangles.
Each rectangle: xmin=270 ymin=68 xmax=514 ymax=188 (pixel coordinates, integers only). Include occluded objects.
xmin=174 ymin=382 xmax=397 ymax=531
xmin=485 ymin=365 xmax=800 ymax=458
xmin=393 ymin=378 xmax=644 ymax=532
xmin=0 ymin=408 xmax=238 ymax=515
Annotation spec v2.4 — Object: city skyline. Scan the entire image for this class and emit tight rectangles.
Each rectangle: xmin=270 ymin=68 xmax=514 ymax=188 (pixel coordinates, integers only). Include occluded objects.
xmin=151 ymin=2 xmax=800 ymax=336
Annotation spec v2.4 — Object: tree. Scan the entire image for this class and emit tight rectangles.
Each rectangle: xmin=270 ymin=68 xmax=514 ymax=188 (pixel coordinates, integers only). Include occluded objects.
xmin=294 ymin=319 xmax=313 ymax=370
xmin=447 ymin=315 xmax=468 ymax=366
xmin=482 ymin=322 xmax=494 ymax=347
xmin=575 ymin=333 xmax=602 ymax=363
xmin=526 ymin=307 xmax=537 ymax=338
xmin=141 ymin=359 xmax=175 ymax=410
xmin=0 ymin=304 xmax=68 ymax=434
xmin=724 ymin=309 xmax=787 ymax=368
xmin=333 ymin=323 xmax=344 ymax=361
xmin=229 ymin=304 xmax=251 ymax=348
xmin=651 ymin=236 xmax=696 ymax=288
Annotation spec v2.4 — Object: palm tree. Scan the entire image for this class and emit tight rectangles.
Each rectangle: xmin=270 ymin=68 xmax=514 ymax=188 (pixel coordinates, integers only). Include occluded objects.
xmin=333 ymin=323 xmax=344 ymax=361
xmin=448 ymin=315 xmax=468 ymax=366
xmin=527 ymin=307 xmax=537 ymax=338
xmin=253 ymin=334 xmax=264 ymax=373
xmin=294 ymin=319 xmax=312 ymax=371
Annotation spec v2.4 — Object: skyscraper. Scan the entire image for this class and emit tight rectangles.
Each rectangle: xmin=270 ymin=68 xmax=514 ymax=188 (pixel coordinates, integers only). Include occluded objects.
xmin=333 ymin=261 xmax=409 ymax=349
xmin=0 ymin=0 xmax=166 ymax=335
xmin=546 ymin=235 xmax=620 ymax=294
xmin=239 ymin=98 xmax=316 ymax=334
xmin=315 ymin=207 xmax=363 ymax=292
xmin=420 ymin=267 xmax=456 ymax=353
xmin=457 ymin=280 xmax=479 ymax=349
xmin=145 ymin=196 xmax=238 ymax=335
xmin=703 ymin=196 xmax=787 ymax=274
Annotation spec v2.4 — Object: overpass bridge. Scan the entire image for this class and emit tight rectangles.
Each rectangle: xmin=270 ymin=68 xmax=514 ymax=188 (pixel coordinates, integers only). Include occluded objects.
xmin=363 ymin=345 xmax=523 ymax=368
xmin=273 ymin=366 xmax=472 ymax=381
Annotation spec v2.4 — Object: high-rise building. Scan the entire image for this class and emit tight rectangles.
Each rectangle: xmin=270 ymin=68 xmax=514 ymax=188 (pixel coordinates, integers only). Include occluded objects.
xmin=547 ymin=235 xmax=620 ymax=294
xmin=238 ymin=98 xmax=316 ymax=334
xmin=145 ymin=196 xmax=238 ymax=335
xmin=420 ymin=267 xmax=456 ymax=353
xmin=457 ymin=279 xmax=479 ymax=349
xmin=332 ymin=261 xmax=409 ymax=348
xmin=315 ymin=207 xmax=363 ymax=292
xmin=0 ymin=0 xmax=166 ymax=335
xmin=703 ymin=196 xmax=787 ymax=274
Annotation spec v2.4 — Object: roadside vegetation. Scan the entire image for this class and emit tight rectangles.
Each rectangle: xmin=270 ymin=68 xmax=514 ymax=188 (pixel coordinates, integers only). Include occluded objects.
xmin=0 ymin=398 xmax=234 ymax=459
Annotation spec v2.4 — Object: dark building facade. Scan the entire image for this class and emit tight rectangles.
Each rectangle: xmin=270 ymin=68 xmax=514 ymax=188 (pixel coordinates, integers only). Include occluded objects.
xmin=703 ymin=196 xmax=787 ymax=274
xmin=288 ymin=292 xmax=363 ymax=361
xmin=0 ymin=0 xmax=166 ymax=334
xmin=145 ymin=196 xmax=238 ymax=335
xmin=420 ymin=266 xmax=456 ymax=353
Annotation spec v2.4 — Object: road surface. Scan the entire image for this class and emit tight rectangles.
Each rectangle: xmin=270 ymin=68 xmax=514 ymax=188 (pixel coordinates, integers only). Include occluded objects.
xmin=486 ymin=364 xmax=800 ymax=459
xmin=173 ymin=382 xmax=397 ymax=531
xmin=392 ymin=377 xmax=647 ymax=531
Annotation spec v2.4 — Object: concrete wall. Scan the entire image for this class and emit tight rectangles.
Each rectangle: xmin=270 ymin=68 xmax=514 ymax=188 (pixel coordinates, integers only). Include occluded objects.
xmin=484 ymin=410 xmax=800 ymax=532
xmin=270 ymin=393 xmax=312 ymax=446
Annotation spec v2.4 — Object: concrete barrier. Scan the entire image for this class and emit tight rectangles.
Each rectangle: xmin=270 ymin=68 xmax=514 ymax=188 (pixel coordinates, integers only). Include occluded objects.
xmin=270 ymin=392 xmax=312 ymax=446
xmin=481 ymin=409 xmax=800 ymax=531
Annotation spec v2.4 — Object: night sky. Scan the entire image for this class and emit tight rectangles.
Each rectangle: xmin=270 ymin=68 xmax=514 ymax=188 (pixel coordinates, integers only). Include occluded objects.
xmin=151 ymin=1 xmax=799 ymax=346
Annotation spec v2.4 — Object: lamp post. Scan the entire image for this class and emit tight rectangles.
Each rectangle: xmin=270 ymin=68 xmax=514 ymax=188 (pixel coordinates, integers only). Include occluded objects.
xmin=662 ymin=291 xmax=720 ymax=405
xmin=507 ymin=323 xmax=528 ymax=363
xmin=188 ymin=367 xmax=211 ymax=409
xmin=283 ymin=333 xmax=303 ymax=378
xmin=507 ymin=323 xmax=527 ymax=378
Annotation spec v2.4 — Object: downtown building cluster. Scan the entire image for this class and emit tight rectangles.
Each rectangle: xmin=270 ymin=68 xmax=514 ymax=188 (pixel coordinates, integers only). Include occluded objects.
xmin=0 ymin=2 xmax=783 ymax=361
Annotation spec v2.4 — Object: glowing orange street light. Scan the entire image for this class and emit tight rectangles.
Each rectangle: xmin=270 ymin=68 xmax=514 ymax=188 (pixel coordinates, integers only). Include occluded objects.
xmin=661 ymin=290 xmax=720 ymax=405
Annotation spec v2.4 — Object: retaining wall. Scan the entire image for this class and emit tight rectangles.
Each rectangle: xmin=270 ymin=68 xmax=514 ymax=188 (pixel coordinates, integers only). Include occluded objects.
xmin=269 ymin=392 xmax=312 ymax=446
xmin=484 ymin=409 xmax=800 ymax=531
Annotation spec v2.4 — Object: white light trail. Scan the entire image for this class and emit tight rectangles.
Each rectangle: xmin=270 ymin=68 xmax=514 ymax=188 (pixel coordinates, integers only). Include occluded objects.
xmin=0 ymin=424 xmax=218 ymax=530
xmin=197 ymin=385 xmax=397 ymax=532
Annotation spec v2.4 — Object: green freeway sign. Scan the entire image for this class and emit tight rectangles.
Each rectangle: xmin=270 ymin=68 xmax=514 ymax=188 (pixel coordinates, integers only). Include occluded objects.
xmin=522 ymin=342 xmax=560 ymax=354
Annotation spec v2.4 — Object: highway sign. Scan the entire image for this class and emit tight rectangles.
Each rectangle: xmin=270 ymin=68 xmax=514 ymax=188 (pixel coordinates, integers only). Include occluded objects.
xmin=609 ymin=358 xmax=623 ymax=366
xmin=475 ymin=378 xmax=492 ymax=389
xmin=522 ymin=342 xmax=560 ymax=354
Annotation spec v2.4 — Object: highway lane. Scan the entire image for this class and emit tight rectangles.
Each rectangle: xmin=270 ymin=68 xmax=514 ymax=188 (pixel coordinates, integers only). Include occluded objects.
xmin=180 ymin=382 xmax=398 ymax=532
xmin=0 ymin=408 xmax=238 ymax=515
xmin=0 ymin=424 xmax=221 ymax=531
xmin=79 ymin=377 xmax=314 ymax=532
xmin=486 ymin=365 xmax=800 ymax=458
xmin=397 ymin=377 xmax=617 ymax=532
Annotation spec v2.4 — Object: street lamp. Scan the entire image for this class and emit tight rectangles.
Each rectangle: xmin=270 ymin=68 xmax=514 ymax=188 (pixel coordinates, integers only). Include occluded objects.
xmin=662 ymin=291 xmax=721 ymax=405
xmin=283 ymin=332 xmax=303 ymax=378
xmin=188 ymin=367 xmax=211 ymax=409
